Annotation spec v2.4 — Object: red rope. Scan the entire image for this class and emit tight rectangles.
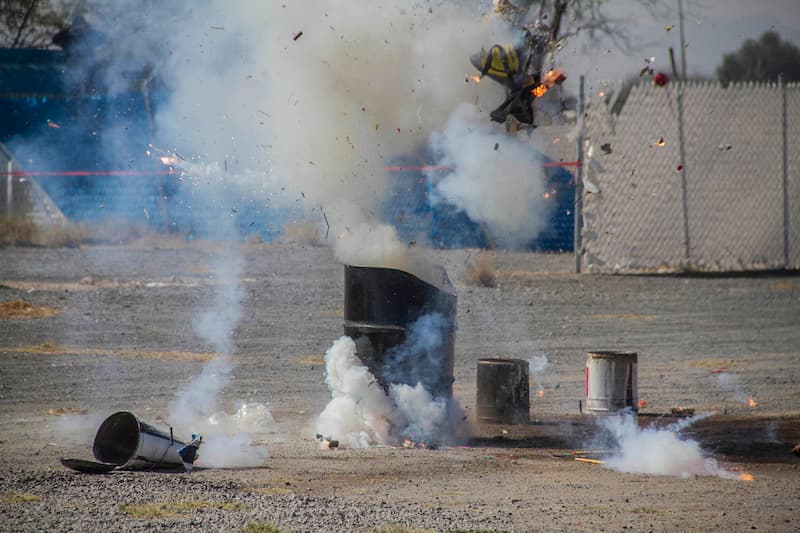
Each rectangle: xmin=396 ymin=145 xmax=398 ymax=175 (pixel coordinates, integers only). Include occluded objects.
xmin=6 ymin=161 xmax=580 ymax=177
xmin=383 ymin=161 xmax=579 ymax=172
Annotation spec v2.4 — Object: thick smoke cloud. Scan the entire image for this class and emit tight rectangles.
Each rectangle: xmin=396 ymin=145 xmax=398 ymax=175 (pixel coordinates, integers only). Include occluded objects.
xmin=69 ymin=0 xmax=550 ymax=256
xmin=43 ymin=0 xmax=556 ymax=461
xmin=429 ymin=103 xmax=552 ymax=247
xmin=315 ymin=334 xmax=464 ymax=448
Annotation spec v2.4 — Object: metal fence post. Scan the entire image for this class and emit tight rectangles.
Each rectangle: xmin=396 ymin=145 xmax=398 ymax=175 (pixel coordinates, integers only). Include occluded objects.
xmin=780 ymin=74 xmax=789 ymax=267
xmin=6 ymin=160 xmax=12 ymax=218
xmin=574 ymin=75 xmax=585 ymax=273
xmin=677 ymin=83 xmax=690 ymax=263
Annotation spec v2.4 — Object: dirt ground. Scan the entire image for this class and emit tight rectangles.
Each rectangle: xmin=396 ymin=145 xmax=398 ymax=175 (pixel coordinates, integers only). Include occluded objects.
xmin=1 ymin=243 xmax=799 ymax=532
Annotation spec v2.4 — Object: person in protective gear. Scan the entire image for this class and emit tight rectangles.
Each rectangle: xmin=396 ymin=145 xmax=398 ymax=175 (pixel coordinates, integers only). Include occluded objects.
xmin=470 ymin=24 xmax=564 ymax=128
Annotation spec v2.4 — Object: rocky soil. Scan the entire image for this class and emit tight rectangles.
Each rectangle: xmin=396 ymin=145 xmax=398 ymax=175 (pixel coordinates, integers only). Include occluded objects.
xmin=1 ymin=243 xmax=799 ymax=532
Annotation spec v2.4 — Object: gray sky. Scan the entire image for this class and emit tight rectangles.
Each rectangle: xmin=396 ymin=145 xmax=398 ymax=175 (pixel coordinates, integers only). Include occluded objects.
xmin=556 ymin=0 xmax=800 ymax=94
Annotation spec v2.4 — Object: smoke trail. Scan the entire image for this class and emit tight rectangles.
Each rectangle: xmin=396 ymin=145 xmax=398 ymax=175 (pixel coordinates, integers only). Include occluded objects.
xmin=528 ymin=352 xmax=548 ymax=397
xmin=428 ymin=103 xmax=552 ymax=247
xmin=710 ymin=372 xmax=757 ymax=407
xmin=382 ymin=313 xmax=451 ymax=391
xmin=596 ymin=412 xmax=744 ymax=479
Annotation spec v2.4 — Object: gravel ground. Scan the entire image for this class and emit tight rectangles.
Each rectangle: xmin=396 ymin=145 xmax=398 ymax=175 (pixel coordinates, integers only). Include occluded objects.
xmin=1 ymin=243 xmax=799 ymax=532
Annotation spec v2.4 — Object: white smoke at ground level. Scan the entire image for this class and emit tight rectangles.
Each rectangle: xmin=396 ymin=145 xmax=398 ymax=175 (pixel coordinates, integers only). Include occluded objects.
xmin=598 ymin=412 xmax=744 ymax=479
xmin=316 ymin=336 xmax=463 ymax=448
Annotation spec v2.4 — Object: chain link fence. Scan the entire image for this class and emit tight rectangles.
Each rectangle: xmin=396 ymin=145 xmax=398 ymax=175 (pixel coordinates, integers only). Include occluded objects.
xmin=1 ymin=143 xmax=67 ymax=227
xmin=580 ymin=80 xmax=799 ymax=273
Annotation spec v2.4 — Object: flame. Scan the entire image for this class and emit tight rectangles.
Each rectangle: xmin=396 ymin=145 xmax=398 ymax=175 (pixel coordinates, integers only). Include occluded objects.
xmin=159 ymin=156 xmax=178 ymax=166
xmin=402 ymin=439 xmax=413 ymax=448
xmin=543 ymin=69 xmax=566 ymax=86
xmin=656 ymin=138 xmax=666 ymax=147
xmin=748 ymin=398 xmax=757 ymax=408
xmin=532 ymin=69 xmax=566 ymax=98
xmin=537 ymin=390 xmax=545 ymax=398
xmin=470 ymin=75 xmax=482 ymax=84
xmin=739 ymin=473 xmax=754 ymax=481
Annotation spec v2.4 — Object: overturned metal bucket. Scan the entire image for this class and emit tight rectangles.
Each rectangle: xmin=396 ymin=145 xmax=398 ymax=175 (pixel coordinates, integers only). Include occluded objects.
xmin=92 ymin=411 xmax=188 ymax=469
xmin=343 ymin=264 xmax=457 ymax=398
xmin=476 ymin=358 xmax=530 ymax=424
xmin=585 ymin=351 xmax=638 ymax=414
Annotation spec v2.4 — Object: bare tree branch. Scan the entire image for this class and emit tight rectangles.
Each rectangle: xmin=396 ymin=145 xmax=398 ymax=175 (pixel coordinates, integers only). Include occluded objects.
xmin=11 ymin=0 xmax=37 ymax=47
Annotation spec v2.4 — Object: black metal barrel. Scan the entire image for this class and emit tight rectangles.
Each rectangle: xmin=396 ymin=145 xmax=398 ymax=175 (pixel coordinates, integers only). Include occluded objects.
xmin=476 ymin=358 xmax=530 ymax=424
xmin=344 ymin=264 xmax=457 ymax=398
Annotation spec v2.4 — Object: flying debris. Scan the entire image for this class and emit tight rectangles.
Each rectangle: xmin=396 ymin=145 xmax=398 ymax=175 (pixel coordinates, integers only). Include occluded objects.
xmin=653 ymin=72 xmax=669 ymax=87
xmin=469 ymin=22 xmax=565 ymax=127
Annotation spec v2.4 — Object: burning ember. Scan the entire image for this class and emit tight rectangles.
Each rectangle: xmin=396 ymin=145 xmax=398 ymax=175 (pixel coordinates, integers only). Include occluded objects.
xmin=532 ymin=69 xmax=566 ymax=98
xmin=656 ymin=138 xmax=666 ymax=147
xmin=748 ymin=398 xmax=758 ymax=408
xmin=739 ymin=473 xmax=754 ymax=481
xmin=402 ymin=439 xmax=427 ymax=449
xmin=537 ymin=390 xmax=545 ymax=398
xmin=532 ymin=84 xmax=548 ymax=97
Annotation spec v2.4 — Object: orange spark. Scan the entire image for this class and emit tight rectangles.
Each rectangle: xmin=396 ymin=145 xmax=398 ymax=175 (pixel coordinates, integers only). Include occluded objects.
xmin=543 ymin=69 xmax=566 ymax=86
xmin=532 ymin=84 xmax=548 ymax=97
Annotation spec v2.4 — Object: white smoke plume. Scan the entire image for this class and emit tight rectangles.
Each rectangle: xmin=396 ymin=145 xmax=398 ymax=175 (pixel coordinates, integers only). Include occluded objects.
xmin=69 ymin=1 xmax=534 ymax=261
xmin=166 ymin=250 xmax=274 ymax=468
xmin=428 ymin=103 xmax=552 ymax=247
xmin=597 ymin=412 xmax=745 ymax=479
xmin=710 ymin=372 xmax=757 ymax=407
xmin=528 ymin=352 xmax=548 ymax=397
xmin=316 ymin=334 xmax=463 ymax=448
xmin=53 ymin=0 xmax=547 ymax=460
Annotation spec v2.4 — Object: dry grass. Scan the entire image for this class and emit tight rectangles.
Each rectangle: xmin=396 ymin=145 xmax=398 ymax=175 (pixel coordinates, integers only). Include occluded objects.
xmin=245 ymin=486 xmax=293 ymax=496
xmin=0 ymin=300 xmax=60 ymax=319
xmin=465 ymin=252 xmax=497 ymax=287
xmin=0 ymin=216 xmax=176 ymax=247
xmin=119 ymin=500 xmax=246 ymax=519
xmin=281 ymin=220 xmax=324 ymax=246
xmin=369 ymin=528 xmax=438 ymax=533
xmin=2 ymin=493 xmax=42 ymax=504
xmin=0 ymin=343 xmax=215 ymax=362
xmin=47 ymin=407 xmax=88 ymax=416
xmin=296 ymin=356 xmax=325 ymax=366
xmin=244 ymin=523 xmax=287 ymax=533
